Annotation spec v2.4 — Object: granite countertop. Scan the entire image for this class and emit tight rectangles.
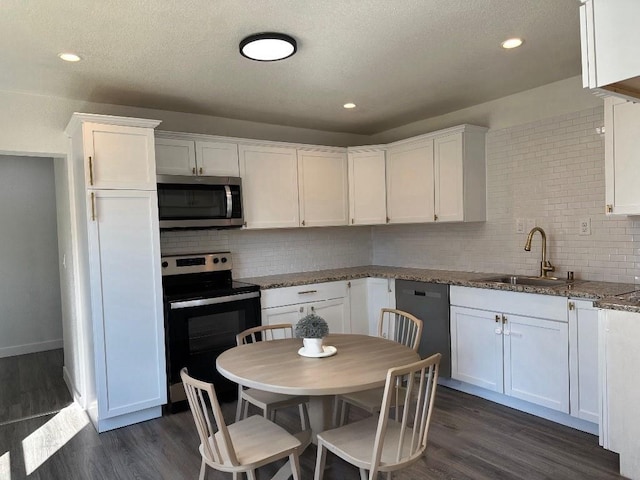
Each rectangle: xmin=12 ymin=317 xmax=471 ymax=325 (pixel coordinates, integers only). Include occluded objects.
xmin=239 ymin=265 xmax=640 ymax=313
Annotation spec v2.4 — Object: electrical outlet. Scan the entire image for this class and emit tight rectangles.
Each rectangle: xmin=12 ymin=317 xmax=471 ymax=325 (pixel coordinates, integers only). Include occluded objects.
xmin=516 ymin=218 xmax=525 ymax=234
xmin=579 ymin=218 xmax=591 ymax=236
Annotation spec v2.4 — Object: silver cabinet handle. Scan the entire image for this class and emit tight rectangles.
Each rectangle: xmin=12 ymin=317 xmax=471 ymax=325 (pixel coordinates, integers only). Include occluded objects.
xmin=298 ymin=290 xmax=317 ymax=295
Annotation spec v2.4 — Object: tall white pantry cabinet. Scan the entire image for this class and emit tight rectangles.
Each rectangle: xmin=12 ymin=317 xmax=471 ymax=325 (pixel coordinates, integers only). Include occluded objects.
xmin=64 ymin=113 xmax=166 ymax=432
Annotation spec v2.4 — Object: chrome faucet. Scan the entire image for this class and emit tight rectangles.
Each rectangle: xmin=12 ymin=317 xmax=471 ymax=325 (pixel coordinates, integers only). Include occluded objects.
xmin=524 ymin=227 xmax=556 ymax=278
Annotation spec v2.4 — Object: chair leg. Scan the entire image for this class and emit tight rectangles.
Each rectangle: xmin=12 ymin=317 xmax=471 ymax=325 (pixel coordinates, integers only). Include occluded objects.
xmin=198 ymin=459 xmax=206 ymax=480
xmin=340 ymin=402 xmax=350 ymax=426
xmin=332 ymin=397 xmax=341 ymax=428
xmin=232 ymin=473 xmax=239 ymax=480
xmin=359 ymin=468 xmax=368 ymax=480
xmin=246 ymin=470 xmax=257 ymax=480
xmin=289 ymin=452 xmax=301 ymax=480
xmin=314 ymin=441 xmax=327 ymax=480
xmin=243 ymin=399 xmax=249 ymax=419
xmin=235 ymin=396 xmax=244 ymax=422
xmin=299 ymin=403 xmax=310 ymax=431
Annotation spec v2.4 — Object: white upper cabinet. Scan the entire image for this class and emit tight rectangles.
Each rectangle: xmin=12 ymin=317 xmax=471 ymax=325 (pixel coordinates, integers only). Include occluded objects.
xmin=386 ymin=138 xmax=435 ymax=224
xmin=580 ymin=0 xmax=640 ymax=102
xmin=386 ymin=125 xmax=486 ymax=225
xmin=196 ymin=140 xmax=240 ymax=177
xmin=239 ymin=144 xmax=300 ymax=229
xmin=604 ymin=97 xmax=640 ymax=215
xmin=297 ymin=149 xmax=349 ymax=227
xmin=155 ymin=138 xmax=196 ymax=176
xmin=155 ymin=135 xmax=239 ymax=177
xmin=69 ymin=118 xmax=158 ymax=190
xmin=347 ymin=148 xmax=387 ymax=225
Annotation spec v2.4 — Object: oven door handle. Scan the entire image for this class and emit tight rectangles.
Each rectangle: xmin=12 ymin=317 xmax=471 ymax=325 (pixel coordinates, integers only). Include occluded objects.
xmin=169 ymin=291 xmax=260 ymax=309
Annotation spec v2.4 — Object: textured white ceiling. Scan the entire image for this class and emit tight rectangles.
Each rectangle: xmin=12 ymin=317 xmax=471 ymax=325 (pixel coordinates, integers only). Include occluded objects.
xmin=1 ymin=0 xmax=582 ymax=134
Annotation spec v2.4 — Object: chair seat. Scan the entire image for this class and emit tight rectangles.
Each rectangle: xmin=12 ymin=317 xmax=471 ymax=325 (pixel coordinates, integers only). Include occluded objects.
xmin=318 ymin=417 xmax=417 ymax=470
xmin=339 ymin=387 xmax=385 ymax=414
xmin=206 ymin=415 xmax=301 ymax=470
xmin=241 ymin=388 xmax=309 ymax=411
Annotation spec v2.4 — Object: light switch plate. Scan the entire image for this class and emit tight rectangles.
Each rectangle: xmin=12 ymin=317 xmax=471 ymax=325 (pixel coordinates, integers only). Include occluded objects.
xmin=516 ymin=218 xmax=525 ymax=234
xmin=579 ymin=218 xmax=591 ymax=235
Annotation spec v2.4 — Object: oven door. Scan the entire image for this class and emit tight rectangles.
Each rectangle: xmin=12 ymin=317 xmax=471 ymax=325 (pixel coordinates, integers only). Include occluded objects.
xmin=165 ymin=291 xmax=260 ymax=411
xmin=157 ymin=175 xmax=243 ymax=229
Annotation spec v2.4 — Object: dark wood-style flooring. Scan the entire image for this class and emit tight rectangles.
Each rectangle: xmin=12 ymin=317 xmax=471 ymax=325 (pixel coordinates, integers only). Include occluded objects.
xmin=0 ymin=350 xmax=623 ymax=479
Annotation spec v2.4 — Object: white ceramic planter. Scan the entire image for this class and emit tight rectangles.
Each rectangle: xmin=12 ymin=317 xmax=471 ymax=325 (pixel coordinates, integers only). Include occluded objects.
xmin=302 ymin=337 xmax=324 ymax=354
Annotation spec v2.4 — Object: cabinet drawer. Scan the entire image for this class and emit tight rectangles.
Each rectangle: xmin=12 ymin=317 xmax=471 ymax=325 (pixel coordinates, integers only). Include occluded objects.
xmin=261 ymin=281 xmax=348 ymax=308
xmin=450 ymin=286 xmax=567 ymax=322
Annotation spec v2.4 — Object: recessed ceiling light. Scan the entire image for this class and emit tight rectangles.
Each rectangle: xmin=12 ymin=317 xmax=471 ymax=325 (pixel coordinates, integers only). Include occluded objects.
xmin=343 ymin=103 xmax=356 ymax=109
xmin=239 ymin=33 xmax=297 ymax=61
xmin=501 ymin=38 xmax=523 ymax=49
xmin=58 ymin=52 xmax=81 ymax=62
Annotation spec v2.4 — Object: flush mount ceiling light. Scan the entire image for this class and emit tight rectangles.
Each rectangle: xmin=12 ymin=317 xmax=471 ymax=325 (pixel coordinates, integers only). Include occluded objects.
xmin=343 ymin=103 xmax=356 ymax=109
xmin=58 ymin=52 xmax=81 ymax=62
xmin=239 ymin=33 xmax=297 ymax=61
xmin=501 ymin=38 xmax=524 ymax=49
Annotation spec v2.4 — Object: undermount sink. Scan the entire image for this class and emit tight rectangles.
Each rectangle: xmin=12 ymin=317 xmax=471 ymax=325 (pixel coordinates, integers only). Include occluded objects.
xmin=479 ymin=275 xmax=572 ymax=287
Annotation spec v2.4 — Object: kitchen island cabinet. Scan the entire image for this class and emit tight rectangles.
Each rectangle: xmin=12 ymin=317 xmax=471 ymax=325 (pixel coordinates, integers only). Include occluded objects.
xmin=64 ymin=113 xmax=166 ymax=432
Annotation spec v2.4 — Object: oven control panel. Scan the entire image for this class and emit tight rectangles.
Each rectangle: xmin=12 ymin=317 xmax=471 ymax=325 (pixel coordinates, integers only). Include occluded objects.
xmin=161 ymin=252 xmax=232 ymax=276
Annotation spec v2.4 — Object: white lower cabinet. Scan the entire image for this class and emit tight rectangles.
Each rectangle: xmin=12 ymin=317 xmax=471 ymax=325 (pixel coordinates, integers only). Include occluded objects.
xmin=348 ymin=278 xmax=395 ymax=335
xmin=568 ymin=299 xmax=599 ymax=424
xmin=450 ymin=287 xmax=569 ymax=413
xmin=261 ymin=281 xmax=350 ymax=334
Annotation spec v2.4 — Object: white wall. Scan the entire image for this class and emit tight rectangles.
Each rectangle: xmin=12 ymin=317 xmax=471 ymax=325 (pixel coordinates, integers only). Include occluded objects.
xmin=0 ymin=155 xmax=63 ymax=357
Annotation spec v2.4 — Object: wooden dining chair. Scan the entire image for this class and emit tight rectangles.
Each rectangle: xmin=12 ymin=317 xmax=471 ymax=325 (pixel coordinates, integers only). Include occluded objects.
xmin=315 ymin=353 xmax=441 ymax=480
xmin=181 ymin=368 xmax=302 ymax=480
xmin=236 ymin=324 xmax=310 ymax=431
xmin=334 ymin=308 xmax=423 ymax=426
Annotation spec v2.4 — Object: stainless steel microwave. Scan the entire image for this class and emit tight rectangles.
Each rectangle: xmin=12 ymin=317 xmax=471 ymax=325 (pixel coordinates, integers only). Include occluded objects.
xmin=156 ymin=175 xmax=243 ymax=229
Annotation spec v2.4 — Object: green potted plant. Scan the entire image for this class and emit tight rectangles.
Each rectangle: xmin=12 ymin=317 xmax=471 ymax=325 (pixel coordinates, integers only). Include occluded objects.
xmin=295 ymin=313 xmax=329 ymax=354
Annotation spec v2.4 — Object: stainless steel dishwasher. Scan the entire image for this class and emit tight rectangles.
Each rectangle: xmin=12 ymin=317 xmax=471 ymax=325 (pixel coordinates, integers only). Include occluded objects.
xmin=395 ymin=280 xmax=450 ymax=378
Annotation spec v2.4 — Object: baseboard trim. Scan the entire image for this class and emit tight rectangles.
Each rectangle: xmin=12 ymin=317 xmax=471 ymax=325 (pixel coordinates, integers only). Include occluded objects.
xmin=0 ymin=339 xmax=63 ymax=358
xmin=439 ymin=377 xmax=599 ymax=435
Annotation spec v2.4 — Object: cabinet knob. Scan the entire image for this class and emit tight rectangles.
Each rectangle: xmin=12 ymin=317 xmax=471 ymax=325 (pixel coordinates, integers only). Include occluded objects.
xmin=386 ymin=217 xmax=390 ymax=223
xmin=434 ymin=214 xmax=438 ymax=221
xmin=606 ymin=204 xmax=613 ymax=214
xmin=192 ymin=167 xmax=196 ymax=175
xmin=351 ymin=218 xmax=354 ymax=224
xmin=301 ymin=220 xmax=306 ymax=226
xmin=199 ymin=167 xmax=203 ymax=175
xmin=495 ymin=315 xmax=500 ymax=322
xmin=568 ymin=302 xmax=575 ymax=311
xmin=299 ymin=307 xmax=304 ymax=313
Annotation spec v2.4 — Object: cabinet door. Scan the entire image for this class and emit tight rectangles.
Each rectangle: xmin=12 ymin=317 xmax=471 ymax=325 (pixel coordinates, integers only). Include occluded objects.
xmin=310 ymin=298 xmax=350 ymax=334
xmin=261 ymin=304 xmax=304 ymax=335
xmin=239 ymin=145 xmax=300 ymax=229
xmin=434 ymin=133 xmax=464 ymax=222
xmin=450 ymin=306 xmax=503 ymax=392
xmin=155 ymin=138 xmax=197 ymax=176
xmin=386 ymin=139 xmax=434 ymax=223
xmin=348 ymin=279 xmax=369 ymax=335
xmin=604 ymin=97 xmax=640 ymax=215
xmin=298 ymin=149 xmax=348 ymax=227
xmin=86 ymin=190 xmax=166 ymax=419
xmin=83 ymin=122 xmax=157 ymax=190
xmin=196 ymin=140 xmax=239 ymax=177
xmin=569 ymin=299 xmax=599 ymax=424
xmin=348 ymin=150 xmax=387 ymax=225
xmin=367 ymin=278 xmax=395 ymax=335
xmin=503 ymin=314 xmax=569 ymax=413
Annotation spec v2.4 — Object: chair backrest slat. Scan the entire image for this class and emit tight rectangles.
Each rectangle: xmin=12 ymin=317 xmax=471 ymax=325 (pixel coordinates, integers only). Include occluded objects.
xmin=369 ymin=353 xmax=441 ymax=479
xmin=378 ymin=308 xmax=423 ymax=351
xmin=237 ymin=323 xmax=294 ymax=345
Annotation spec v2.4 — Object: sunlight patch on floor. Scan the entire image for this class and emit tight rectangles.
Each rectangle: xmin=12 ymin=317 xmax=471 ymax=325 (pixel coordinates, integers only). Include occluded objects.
xmin=21 ymin=403 xmax=89 ymax=475
xmin=0 ymin=451 xmax=10 ymax=479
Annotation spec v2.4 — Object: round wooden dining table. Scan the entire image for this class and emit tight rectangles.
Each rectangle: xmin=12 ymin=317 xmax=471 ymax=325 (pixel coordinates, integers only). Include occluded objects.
xmin=216 ymin=333 xmax=420 ymax=443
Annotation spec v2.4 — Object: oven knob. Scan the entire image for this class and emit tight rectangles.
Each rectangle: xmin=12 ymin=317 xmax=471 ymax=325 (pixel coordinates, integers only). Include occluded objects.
xmin=221 ymin=257 xmax=227 ymax=263
xmin=213 ymin=258 xmax=219 ymax=264
xmin=161 ymin=261 xmax=168 ymax=268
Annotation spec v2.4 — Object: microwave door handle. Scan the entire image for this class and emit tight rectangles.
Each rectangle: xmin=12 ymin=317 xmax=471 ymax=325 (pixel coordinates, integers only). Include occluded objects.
xmin=225 ymin=185 xmax=232 ymax=219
